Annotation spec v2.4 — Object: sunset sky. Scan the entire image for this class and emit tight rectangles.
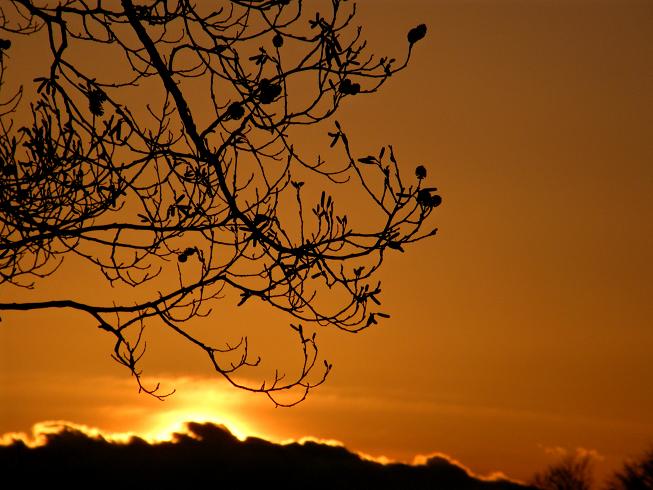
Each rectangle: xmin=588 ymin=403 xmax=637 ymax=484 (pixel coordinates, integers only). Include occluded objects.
xmin=1 ymin=0 xmax=652 ymax=484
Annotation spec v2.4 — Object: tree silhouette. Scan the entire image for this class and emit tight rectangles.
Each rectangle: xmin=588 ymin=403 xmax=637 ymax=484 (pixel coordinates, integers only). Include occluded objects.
xmin=530 ymin=454 xmax=594 ymax=490
xmin=605 ymin=447 xmax=653 ymax=490
xmin=0 ymin=1 xmax=440 ymax=405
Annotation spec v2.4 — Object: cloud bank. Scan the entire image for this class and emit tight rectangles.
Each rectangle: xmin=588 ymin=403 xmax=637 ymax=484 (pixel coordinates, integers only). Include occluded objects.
xmin=1 ymin=421 xmax=535 ymax=489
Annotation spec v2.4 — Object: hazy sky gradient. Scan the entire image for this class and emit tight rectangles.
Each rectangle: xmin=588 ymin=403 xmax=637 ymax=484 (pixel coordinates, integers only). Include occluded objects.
xmin=1 ymin=0 xmax=652 ymax=483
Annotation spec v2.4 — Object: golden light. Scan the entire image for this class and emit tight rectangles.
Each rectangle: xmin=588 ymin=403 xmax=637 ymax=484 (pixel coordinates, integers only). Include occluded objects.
xmin=0 ymin=420 xmax=137 ymax=448
xmin=134 ymin=377 xmax=266 ymax=443
xmin=144 ymin=410 xmax=250 ymax=442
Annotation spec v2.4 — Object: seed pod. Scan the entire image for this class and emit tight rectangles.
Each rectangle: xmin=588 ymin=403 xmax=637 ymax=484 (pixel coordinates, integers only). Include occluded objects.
xmin=227 ymin=102 xmax=245 ymax=120
xmin=407 ymin=24 xmax=427 ymax=45
xmin=258 ymin=79 xmax=282 ymax=104
xmin=340 ymin=79 xmax=360 ymax=95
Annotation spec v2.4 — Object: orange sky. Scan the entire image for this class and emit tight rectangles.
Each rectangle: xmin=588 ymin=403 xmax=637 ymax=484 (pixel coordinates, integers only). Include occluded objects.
xmin=1 ymin=0 xmax=652 ymax=484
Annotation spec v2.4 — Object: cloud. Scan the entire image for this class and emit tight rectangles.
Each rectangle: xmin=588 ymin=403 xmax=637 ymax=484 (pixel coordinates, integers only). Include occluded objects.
xmin=413 ymin=452 xmax=519 ymax=484
xmin=576 ymin=447 xmax=605 ymax=461
xmin=1 ymin=420 xmax=535 ymax=489
xmin=538 ymin=444 xmax=605 ymax=462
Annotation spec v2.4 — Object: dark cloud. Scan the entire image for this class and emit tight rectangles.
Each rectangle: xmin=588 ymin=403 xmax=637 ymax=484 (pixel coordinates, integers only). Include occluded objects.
xmin=1 ymin=421 xmax=536 ymax=489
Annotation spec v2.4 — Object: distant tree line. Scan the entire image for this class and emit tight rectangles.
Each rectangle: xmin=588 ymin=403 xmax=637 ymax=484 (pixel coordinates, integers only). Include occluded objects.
xmin=531 ymin=446 xmax=653 ymax=490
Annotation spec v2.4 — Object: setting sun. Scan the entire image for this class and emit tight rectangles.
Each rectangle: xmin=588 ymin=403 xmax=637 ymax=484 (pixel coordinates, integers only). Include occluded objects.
xmin=146 ymin=412 xmax=249 ymax=443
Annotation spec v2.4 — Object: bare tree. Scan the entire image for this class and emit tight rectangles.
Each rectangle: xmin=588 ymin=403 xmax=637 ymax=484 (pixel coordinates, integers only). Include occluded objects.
xmin=0 ymin=1 xmax=439 ymax=405
xmin=531 ymin=455 xmax=594 ymax=490
xmin=605 ymin=447 xmax=653 ymax=490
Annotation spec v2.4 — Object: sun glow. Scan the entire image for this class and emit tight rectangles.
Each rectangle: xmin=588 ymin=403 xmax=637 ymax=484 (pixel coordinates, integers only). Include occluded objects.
xmin=144 ymin=410 xmax=250 ymax=442
xmin=134 ymin=377 xmax=266 ymax=443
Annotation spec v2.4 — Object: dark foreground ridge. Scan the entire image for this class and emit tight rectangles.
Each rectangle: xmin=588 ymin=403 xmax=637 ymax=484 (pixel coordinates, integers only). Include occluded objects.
xmin=2 ymin=422 xmax=535 ymax=489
